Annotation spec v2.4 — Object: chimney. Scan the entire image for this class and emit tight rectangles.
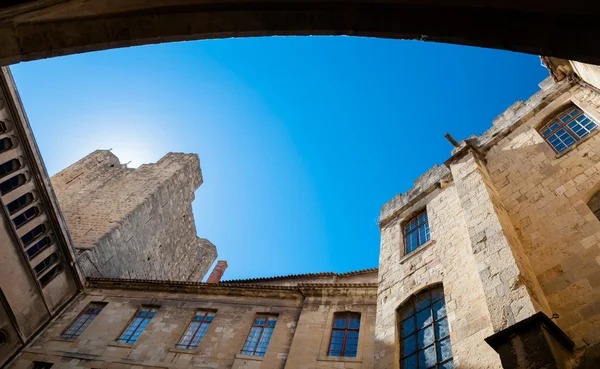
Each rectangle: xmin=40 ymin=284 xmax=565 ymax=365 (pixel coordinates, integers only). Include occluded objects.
xmin=207 ymin=260 xmax=228 ymax=283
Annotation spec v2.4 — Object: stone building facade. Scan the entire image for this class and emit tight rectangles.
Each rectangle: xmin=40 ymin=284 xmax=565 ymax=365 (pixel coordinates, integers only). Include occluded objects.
xmin=376 ymin=70 xmax=600 ymax=368
xmin=0 ymin=67 xmax=83 ymax=368
xmin=51 ymin=150 xmax=217 ymax=282
xmin=8 ymin=270 xmax=378 ymax=369
xmin=4 ymin=60 xmax=600 ymax=369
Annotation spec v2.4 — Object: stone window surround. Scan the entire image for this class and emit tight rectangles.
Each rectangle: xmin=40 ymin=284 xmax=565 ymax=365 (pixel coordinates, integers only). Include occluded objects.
xmin=395 ymin=284 xmax=452 ymax=369
xmin=171 ymin=309 xmax=218 ymax=353
xmin=60 ymin=301 xmax=107 ymax=340
xmin=239 ymin=312 xmax=279 ymax=357
xmin=316 ymin=307 xmax=370 ymax=362
xmin=531 ymin=92 xmax=600 ymax=158
xmin=114 ymin=304 xmax=160 ymax=346
xmin=392 ymin=186 xmax=446 ymax=262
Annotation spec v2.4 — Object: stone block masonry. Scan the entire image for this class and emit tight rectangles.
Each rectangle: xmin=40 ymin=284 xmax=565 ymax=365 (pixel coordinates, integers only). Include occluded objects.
xmin=51 ymin=150 xmax=217 ymax=282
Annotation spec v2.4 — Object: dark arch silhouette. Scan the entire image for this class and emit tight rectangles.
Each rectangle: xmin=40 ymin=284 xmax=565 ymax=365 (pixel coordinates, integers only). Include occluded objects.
xmin=0 ymin=0 xmax=599 ymax=66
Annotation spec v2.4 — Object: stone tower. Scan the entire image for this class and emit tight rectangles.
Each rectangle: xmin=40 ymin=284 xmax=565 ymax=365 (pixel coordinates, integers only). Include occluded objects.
xmin=51 ymin=150 xmax=217 ymax=282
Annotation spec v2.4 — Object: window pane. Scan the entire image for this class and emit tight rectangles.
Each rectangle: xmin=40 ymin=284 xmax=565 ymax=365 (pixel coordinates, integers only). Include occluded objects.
xmin=348 ymin=316 xmax=360 ymax=329
xmin=401 ymin=334 xmax=416 ymax=356
xmin=418 ymin=345 xmax=437 ymax=368
xmin=398 ymin=304 xmax=415 ymax=320
xmin=333 ymin=317 xmax=347 ymax=328
xmin=435 ymin=318 xmax=450 ymax=339
xmin=416 ymin=309 xmax=432 ymax=329
xmin=437 ymin=338 xmax=453 ymax=362
xmin=418 ymin=325 xmax=434 ymax=349
xmin=402 ymin=354 xmax=417 ymax=368
xmin=431 ymin=287 xmax=444 ymax=302
xmin=415 ymin=292 xmax=430 ymax=312
xmin=400 ymin=318 xmax=415 ymax=337
xmin=440 ymin=359 xmax=455 ymax=369
xmin=406 ymin=232 xmax=419 ymax=253
xmin=433 ymin=300 xmax=447 ymax=320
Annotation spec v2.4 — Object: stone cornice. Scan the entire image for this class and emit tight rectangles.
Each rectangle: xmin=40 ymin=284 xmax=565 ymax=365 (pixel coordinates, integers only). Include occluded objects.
xmin=87 ymin=278 xmax=377 ymax=300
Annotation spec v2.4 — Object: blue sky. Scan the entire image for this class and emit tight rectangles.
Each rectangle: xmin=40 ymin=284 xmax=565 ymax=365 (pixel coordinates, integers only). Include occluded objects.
xmin=10 ymin=37 xmax=549 ymax=280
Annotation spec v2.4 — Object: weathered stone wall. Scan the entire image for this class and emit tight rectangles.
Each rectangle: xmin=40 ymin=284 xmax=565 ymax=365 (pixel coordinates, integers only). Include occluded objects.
xmin=482 ymin=81 xmax=600 ymax=362
xmin=51 ymin=150 xmax=217 ymax=282
xmin=376 ymin=180 xmax=503 ymax=369
xmin=376 ymin=75 xmax=600 ymax=368
xmin=8 ymin=278 xmax=377 ymax=369
xmin=286 ymin=289 xmax=377 ymax=369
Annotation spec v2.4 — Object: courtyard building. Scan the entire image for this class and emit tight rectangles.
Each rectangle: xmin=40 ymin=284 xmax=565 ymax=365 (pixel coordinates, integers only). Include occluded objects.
xmin=2 ymin=60 xmax=600 ymax=368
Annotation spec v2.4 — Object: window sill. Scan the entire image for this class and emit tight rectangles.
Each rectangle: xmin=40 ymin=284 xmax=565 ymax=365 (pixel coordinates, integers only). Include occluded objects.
xmin=107 ymin=342 xmax=134 ymax=349
xmin=169 ymin=347 xmax=199 ymax=354
xmin=317 ymin=355 xmax=362 ymax=362
xmin=555 ymin=129 xmax=599 ymax=159
xmin=235 ymin=353 xmax=264 ymax=361
xmin=51 ymin=336 xmax=76 ymax=343
xmin=399 ymin=240 xmax=436 ymax=264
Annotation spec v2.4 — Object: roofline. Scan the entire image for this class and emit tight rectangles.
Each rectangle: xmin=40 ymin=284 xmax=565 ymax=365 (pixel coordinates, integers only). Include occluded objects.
xmin=219 ymin=267 xmax=378 ymax=284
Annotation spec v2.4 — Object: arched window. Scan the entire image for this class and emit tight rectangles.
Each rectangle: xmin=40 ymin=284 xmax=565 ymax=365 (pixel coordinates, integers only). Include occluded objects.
xmin=539 ymin=105 xmax=598 ymax=153
xmin=397 ymin=285 xmax=453 ymax=369
xmin=588 ymin=190 xmax=600 ymax=221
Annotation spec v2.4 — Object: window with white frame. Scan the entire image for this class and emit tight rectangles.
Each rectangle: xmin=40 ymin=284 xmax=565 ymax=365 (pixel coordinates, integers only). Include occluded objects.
xmin=539 ymin=105 xmax=598 ymax=153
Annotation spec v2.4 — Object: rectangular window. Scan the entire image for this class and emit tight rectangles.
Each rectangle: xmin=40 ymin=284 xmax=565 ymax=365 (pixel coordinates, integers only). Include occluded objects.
xmin=13 ymin=206 xmax=39 ymax=228
xmin=61 ymin=302 xmax=107 ymax=339
xmin=39 ymin=265 xmax=60 ymax=287
xmin=7 ymin=193 xmax=34 ymax=215
xmin=404 ymin=210 xmax=430 ymax=254
xmin=540 ymin=106 xmax=598 ymax=153
xmin=34 ymin=253 xmax=58 ymax=276
xmin=117 ymin=306 xmax=158 ymax=344
xmin=26 ymin=237 xmax=51 ymax=259
xmin=176 ymin=311 xmax=215 ymax=350
xmin=32 ymin=362 xmax=53 ymax=369
xmin=20 ymin=224 xmax=46 ymax=246
xmin=328 ymin=312 xmax=360 ymax=357
xmin=241 ymin=315 xmax=277 ymax=357
xmin=0 ymin=173 xmax=26 ymax=195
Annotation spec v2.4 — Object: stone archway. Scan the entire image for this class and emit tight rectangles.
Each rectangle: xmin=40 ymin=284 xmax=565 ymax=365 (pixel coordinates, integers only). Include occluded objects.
xmin=0 ymin=0 xmax=600 ymax=66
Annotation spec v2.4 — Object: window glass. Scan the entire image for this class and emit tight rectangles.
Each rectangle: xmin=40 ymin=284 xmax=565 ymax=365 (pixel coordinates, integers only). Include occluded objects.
xmin=398 ymin=286 xmax=453 ymax=368
xmin=117 ymin=306 xmax=158 ymax=344
xmin=404 ymin=210 xmax=430 ymax=254
xmin=0 ymin=173 xmax=26 ymax=195
xmin=7 ymin=193 xmax=34 ymax=215
xmin=241 ymin=315 xmax=277 ymax=356
xmin=176 ymin=311 xmax=215 ymax=350
xmin=328 ymin=312 xmax=361 ymax=357
xmin=62 ymin=303 xmax=107 ymax=339
xmin=539 ymin=106 xmax=598 ymax=153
